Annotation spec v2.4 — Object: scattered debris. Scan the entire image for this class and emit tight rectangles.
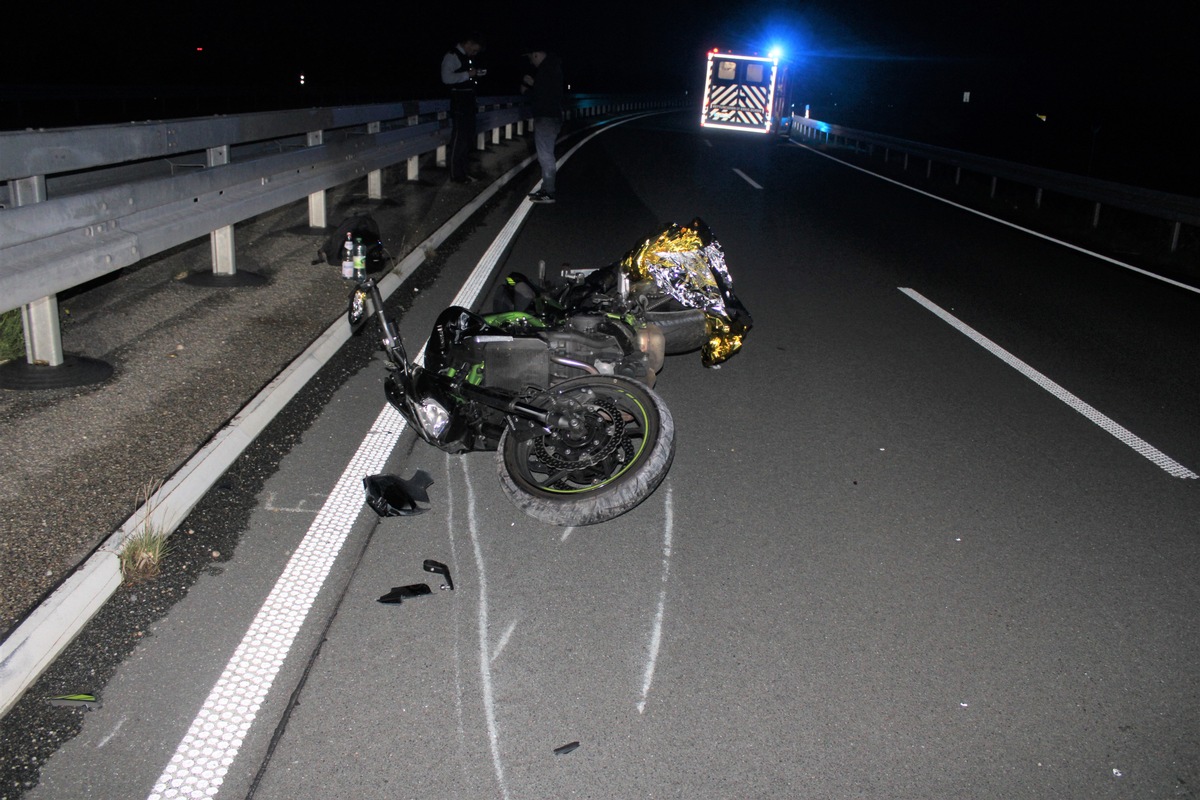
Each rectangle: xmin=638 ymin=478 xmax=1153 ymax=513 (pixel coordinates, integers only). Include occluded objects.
xmin=363 ymin=470 xmax=434 ymax=517
xmin=553 ymin=741 xmax=580 ymax=755
xmin=377 ymin=584 xmax=432 ymax=604
xmin=48 ymin=693 xmax=101 ymax=709
xmin=423 ymin=559 xmax=454 ymax=590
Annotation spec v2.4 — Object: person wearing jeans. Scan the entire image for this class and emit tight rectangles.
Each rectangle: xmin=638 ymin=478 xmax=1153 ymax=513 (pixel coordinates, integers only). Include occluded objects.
xmin=522 ymin=48 xmax=564 ymax=203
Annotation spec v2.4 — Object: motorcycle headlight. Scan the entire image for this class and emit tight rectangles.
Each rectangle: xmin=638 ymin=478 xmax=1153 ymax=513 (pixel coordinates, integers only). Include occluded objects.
xmin=416 ymin=398 xmax=451 ymax=438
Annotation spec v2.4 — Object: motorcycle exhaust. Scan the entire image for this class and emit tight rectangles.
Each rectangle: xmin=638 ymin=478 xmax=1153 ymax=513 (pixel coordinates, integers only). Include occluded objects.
xmin=637 ymin=324 xmax=666 ymax=372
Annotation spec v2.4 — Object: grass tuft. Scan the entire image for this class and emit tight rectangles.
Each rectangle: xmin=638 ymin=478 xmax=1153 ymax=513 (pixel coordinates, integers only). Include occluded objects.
xmin=119 ymin=481 xmax=171 ymax=583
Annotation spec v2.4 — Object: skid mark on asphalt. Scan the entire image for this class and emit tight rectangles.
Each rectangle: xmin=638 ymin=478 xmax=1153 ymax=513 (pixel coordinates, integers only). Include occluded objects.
xmin=440 ymin=451 xmax=471 ymax=764
xmin=490 ymin=620 xmax=519 ymax=665
xmin=638 ymin=484 xmax=675 ymax=714
xmin=459 ymin=456 xmax=511 ymax=800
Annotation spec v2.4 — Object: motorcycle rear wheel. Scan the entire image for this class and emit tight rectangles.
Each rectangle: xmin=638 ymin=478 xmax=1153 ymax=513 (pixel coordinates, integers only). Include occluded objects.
xmin=497 ymin=375 xmax=674 ymax=526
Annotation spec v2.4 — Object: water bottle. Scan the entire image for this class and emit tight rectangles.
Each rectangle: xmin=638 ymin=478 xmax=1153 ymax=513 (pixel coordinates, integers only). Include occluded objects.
xmin=353 ymin=238 xmax=366 ymax=280
xmin=341 ymin=233 xmax=354 ymax=279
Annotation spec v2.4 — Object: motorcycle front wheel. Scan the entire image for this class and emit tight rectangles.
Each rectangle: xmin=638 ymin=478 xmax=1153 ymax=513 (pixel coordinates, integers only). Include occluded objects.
xmin=497 ymin=375 xmax=675 ymax=526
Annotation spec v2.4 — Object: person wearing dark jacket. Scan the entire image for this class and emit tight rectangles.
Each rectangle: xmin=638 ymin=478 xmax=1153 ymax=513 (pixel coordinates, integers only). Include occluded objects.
xmin=442 ymin=34 xmax=485 ymax=183
xmin=522 ymin=48 xmax=564 ymax=203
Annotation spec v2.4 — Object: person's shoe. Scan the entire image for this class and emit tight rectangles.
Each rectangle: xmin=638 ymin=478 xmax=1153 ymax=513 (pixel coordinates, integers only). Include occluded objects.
xmin=528 ymin=190 xmax=556 ymax=204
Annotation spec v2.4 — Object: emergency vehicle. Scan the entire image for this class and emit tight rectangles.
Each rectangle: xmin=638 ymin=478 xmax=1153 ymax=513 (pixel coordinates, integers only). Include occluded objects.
xmin=700 ymin=49 xmax=789 ymax=135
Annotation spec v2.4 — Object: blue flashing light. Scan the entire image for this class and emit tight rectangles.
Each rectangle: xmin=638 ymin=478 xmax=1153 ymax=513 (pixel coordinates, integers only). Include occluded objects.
xmin=767 ymin=46 xmax=784 ymax=60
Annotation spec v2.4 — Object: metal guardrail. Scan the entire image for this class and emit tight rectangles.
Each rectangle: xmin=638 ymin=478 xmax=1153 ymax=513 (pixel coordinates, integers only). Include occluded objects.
xmin=790 ymin=117 xmax=1200 ymax=255
xmin=0 ymin=92 xmax=684 ymax=373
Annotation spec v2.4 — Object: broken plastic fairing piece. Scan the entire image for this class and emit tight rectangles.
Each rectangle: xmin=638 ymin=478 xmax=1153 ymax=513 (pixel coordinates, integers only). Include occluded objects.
xmin=363 ymin=470 xmax=434 ymax=517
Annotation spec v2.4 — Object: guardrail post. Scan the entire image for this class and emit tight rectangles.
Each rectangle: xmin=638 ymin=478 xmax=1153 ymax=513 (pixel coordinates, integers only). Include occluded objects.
xmin=367 ymin=122 xmax=383 ymax=198
xmin=405 ymin=116 xmax=420 ymax=181
xmin=20 ymin=296 xmax=62 ymax=366
xmin=8 ymin=176 xmax=64 ymax=367
xmin=990 ymin=176 xmax=998 ymax=199
xmin=1092 ymin=202 xmax=1102 ymax=229
xmin=1035 ymin=187 xmax=1043 ymax=209
xmin=1 ymin=174 xmax=112 ymax=388
xmin=1170 ymin=221 xmax=1182 ymax=252
xmin=436 ymin=111 xmax=448 ymax=167
xmin=206 ymin=146 xmax=238 ymax=275
xmin=305 ymin=131 xmax=327 ymax=229
xmin=505 ymin=121 xmax=513 ymax=140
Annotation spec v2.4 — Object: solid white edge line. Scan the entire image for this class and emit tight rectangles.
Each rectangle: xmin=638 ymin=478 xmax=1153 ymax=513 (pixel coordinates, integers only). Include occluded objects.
xmin=794 ymin=142 xmax=1200 ymax=297
xmin=732 ymin=168 xmax=763 ymax=189
xmin=900 ymin=287 xmax=1198 ymax=479
xmin=145 ymin=108 xmax=668 ymax=800
xmin=148 ymin=403 xmax=409 ymax=800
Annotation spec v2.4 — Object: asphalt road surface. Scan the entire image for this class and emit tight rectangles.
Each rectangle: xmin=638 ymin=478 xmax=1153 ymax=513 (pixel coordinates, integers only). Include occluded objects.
xmin=22 ymin=112 xmax=1200 ymax=799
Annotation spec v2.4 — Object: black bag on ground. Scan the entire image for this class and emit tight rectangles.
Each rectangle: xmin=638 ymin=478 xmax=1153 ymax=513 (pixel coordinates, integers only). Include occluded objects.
xmin=315 ymin=214 xmax=388 ymax=272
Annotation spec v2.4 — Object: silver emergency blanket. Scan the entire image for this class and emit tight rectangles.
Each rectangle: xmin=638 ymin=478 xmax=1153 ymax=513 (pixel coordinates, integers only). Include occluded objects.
xmin=619 ymin=221 xmax=752 ymax=366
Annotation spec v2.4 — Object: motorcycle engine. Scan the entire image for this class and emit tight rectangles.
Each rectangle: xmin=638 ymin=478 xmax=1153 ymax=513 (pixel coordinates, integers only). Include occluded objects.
xmin=459 ymin=314 xmax=651 ymax=391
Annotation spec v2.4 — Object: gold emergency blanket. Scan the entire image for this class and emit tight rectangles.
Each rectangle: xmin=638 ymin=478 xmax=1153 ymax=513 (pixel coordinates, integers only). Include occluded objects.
xmin=620 ymin=221 xmax=753 ymax=366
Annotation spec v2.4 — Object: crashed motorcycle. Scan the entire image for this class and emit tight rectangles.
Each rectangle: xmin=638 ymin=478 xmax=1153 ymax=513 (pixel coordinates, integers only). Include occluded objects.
xmin=349 ymin=218 xmax=752 ymax=526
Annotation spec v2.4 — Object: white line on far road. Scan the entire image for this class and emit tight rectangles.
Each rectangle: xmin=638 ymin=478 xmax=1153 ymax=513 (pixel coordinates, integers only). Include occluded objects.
xmin=901 ymin=287 xmax=1198 ymax=479
xmin=733 ymin=168 xmax=762 ymax=189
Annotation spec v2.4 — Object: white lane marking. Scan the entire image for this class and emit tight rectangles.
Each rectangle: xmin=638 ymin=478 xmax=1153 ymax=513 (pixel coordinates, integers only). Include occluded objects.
xmin=901 ymin=287 xmax=1199 ymax=479
xmin=148 ymin=404 xmax=409 ymax=800
xmin=490 ymin=620 xmax=519 ymax=665
xmin=148 ymin=111 xmax=665 ymax=800
xmin=795 ymin=142 xmax=1200 ymax=297
xmin=637 ymin=485 xmax=675 ymax=714
xmin=559 ymin=526 xmax=575 ymax=543
xmin=732 ymin=168 xmax=763 ymax=189
xmin=460 ymin=458 xmax=510 ymax=800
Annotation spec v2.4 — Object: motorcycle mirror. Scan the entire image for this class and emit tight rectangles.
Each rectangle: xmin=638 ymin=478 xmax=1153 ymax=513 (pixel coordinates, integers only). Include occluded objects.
xmin=348 ymin=286 xmax=369 ymax=333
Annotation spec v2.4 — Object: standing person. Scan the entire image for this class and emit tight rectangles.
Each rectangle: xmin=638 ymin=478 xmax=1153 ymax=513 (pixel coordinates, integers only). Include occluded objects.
xmin=442 ymin=34 xmax=485 ymax=183
xmin=522 ymin=47 xmax=564 ymax=203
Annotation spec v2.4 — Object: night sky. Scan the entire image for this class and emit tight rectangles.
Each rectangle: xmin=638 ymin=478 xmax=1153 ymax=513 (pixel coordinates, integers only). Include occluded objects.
xmin=5 ymin=0 xmax=1197 ymax=191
